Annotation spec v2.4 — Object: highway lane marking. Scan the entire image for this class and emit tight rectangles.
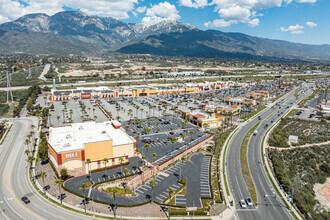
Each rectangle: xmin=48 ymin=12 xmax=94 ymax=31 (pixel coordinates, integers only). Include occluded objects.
xmin=4 ymin=196 xmax=25 ymax=219
xmin=1 ymin=122 xmax=44 ymax=220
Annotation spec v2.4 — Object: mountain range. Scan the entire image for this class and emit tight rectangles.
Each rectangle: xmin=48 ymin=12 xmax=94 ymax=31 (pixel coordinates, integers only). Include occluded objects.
xmin=0 ymin=11 xmax=329 ymax=61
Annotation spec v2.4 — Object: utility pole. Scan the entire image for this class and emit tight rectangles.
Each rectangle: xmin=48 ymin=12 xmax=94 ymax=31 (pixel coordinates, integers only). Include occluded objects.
xmin=6 ymin=71 xmax=13 ymax=103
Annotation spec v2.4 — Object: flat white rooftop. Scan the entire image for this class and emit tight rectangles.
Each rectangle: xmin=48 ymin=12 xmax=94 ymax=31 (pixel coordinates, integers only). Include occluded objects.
xmin=48 ymin=121 xmax=135 ymax=153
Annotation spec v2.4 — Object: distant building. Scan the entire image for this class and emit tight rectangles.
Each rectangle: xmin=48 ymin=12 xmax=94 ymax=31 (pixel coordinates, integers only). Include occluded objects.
xmin=48 ymin=121 xmax=136 ymax=176
xmin=180 ymin=110 xmax=224 ymax=129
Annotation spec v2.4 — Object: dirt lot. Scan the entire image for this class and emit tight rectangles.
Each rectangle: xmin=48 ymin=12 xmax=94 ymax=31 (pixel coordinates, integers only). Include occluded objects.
xmin=314 ymin=177 xmax=330 ymax=211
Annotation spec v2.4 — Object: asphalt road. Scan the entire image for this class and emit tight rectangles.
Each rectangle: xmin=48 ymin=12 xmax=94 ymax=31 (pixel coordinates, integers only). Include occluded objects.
xmin=0 ymin=118 xmax=93 ymax=220
xmin=226 ymin=84 xmax=313 ymax=220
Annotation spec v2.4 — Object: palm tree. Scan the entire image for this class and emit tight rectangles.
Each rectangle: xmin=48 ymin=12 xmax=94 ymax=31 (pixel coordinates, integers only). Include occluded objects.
xmin=140 ymin=108 xmax=144 ymax=119
xmin=168 ymin=187 xmax=175 ymax=219
xmin=151 ymin=153 xmax=158 ymax=176
xmin=141 ymin=156 xmax=147 ymax=184
xmin=103 ymin=158 xmax=109 ymax=174
xmin=122 ymin=168 xmax=130 ymax=194
xmin=108 ymin=188 xmax=119 ymax=219
xmin=118 ymin=157 xmax=124 ymax=175
xmin=54 ymin=179 xmax=64 ymax=205
xmin=88 ymin=107 xmax=91 ymax=119
xmin=38 ymin=171 xmax=47 ymax=194
xmin=24 ymin=138 xmax=31 ymax=152
xmin=62 ymin=109 xmax=66 ymax=122
xmin=94 ymin=115 xmax=97 ymax=121
xmin=57 ymin=115 xmax=60 ymax=124
xmin=116 ymin=108 xmax=120 ymax=118
xmin=135 ymin=148 xmax=141 ymax=157
xmin=27 ymin=155 xmax=35 ymax=168
xmin=69 ymin=109 xmax=73 ymax=121
xmin=85 ymin=158 xmax=92 ymax=179
xmin=116 ymin=116 xmax=121 ymax=121
xmin=24 ymin=149 xmax=30 ymax=157
xmin=144 ymin=144 xmax=151 ymax=154
xmin=151 ymin=153 xmax=157 ymax=161
xmin=79 ymin=182 xmax=89 ymax=214
xmin=189 ymin=130 xmax=194 ymax=136
xmin=135 ymin=105 xmax=140 ymax=117
xmin=149 ymin=179 xmax=157 ymax=202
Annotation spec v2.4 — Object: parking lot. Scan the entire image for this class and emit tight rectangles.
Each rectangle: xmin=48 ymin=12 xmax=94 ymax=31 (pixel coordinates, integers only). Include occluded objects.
xmin=121 ymin=117 xmax=211 ymax=165
xmin=64 ymin=153 xmax=211 ymax=207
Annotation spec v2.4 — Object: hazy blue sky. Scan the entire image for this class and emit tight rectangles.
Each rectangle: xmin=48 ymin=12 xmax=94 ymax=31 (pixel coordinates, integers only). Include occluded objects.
xmin=1 ymin=0 xmax=328 ymax=45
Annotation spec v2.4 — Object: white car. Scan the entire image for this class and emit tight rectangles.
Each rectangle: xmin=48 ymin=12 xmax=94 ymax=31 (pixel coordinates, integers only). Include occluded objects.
xmin=239 ymin=200 xmax=247 ymax=209
xmin=245 ymin=197 xmax=253 ymax=206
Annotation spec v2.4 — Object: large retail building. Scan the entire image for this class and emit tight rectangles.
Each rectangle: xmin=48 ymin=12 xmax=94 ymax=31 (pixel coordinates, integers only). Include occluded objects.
xmin=48 ymin=121 xmax=136 ymax=176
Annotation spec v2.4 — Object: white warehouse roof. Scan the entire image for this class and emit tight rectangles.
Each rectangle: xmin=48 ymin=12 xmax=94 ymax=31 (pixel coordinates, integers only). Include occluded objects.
xmin=48 ymin=121 xmax=135 ymax=153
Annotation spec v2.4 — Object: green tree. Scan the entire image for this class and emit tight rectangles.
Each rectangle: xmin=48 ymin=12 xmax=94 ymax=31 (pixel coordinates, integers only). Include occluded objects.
xmin=54 ymin=179 xmax=64 ymax=205
xmin=103 ymin=158 xmax=109 ymax=175
xmin=149 ymin=179 xmax=157 ymax=202
xmin=108 ymin=188 xmax=119 ymax=219
xmin=118 ymin=157 xmax=124 ymax=174
xmin=79 ymin=183 xmax=89 ymax=214
xmin=38 ymin=171 xmax=47 ymax=194
xmin=60 ymin=168 xmax=69 ymax=180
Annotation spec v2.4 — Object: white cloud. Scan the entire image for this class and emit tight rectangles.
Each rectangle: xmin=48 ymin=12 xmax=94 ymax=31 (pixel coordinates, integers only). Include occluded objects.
xmin=296 ymin=0 xmax=317 ymax=3
xmin=248 ymin=18 xmax=259 ymax=27
xmin=306 ymin=21 xmax=317 ymax=28
xmin=0 ymin=14 xmax=9 ymax=23
xmin=65 ymin=0 xmax=138 ymax=19
xmin=142 ymin=2 xmax=180 ymax=25
xmin=280 ymin=24 xmax=304 ymax=34
xmin=178 ymin=0 xmax=209 ymax=8
xmin=136 ymin=6 xmax=146 ymax=13
xmin=204 ymin=19 xmax=237 ymax=27
xmin=145 ymin=2 xmax=180 ymax=19
xmin=0 ymin=0 xmax=139 ymax=23
xmin=218 ymin=5 xmax=251 ymax=21
xmin=204 ymin=0 xmax=318 ymax=28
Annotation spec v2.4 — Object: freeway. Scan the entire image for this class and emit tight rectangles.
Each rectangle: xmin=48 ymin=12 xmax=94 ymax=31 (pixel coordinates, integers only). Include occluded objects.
xmin=226 ymin=83 xmax=313 ymax=220
xmin=0 ymin=118 xmax=92 ymax=220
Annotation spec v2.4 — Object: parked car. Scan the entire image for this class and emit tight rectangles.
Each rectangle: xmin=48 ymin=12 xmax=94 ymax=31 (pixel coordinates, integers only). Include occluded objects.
xmin=245 ymin=197 xmax=253 ymax=206
xmin=239 ymin=200 xmax=247 ymax=208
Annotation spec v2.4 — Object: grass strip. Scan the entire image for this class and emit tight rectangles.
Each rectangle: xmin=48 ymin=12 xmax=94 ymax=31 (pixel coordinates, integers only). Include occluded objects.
xmin=240 ymin=122 xmax=260 ymax=205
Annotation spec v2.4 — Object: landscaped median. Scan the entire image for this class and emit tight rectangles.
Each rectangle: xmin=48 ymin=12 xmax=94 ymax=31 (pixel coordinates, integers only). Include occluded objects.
xmin=240 ymin=122 xmax=260 ymax=205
